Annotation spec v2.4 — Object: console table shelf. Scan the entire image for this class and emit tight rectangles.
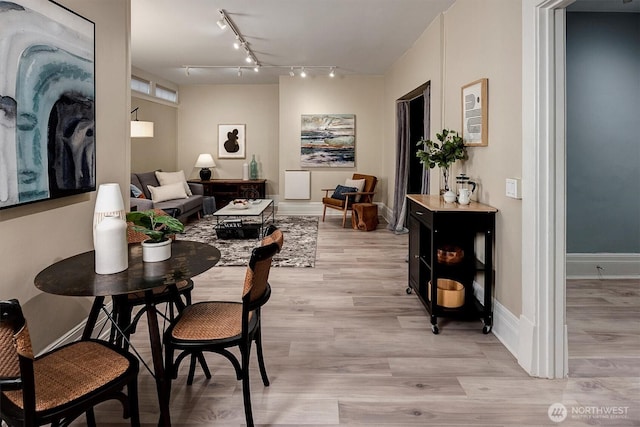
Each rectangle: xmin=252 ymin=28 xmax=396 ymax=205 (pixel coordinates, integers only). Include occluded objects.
xmin=189 ymin=179 xmax=266 ymax=209
xmin=406 ymin=194 xmax=497 ymax=334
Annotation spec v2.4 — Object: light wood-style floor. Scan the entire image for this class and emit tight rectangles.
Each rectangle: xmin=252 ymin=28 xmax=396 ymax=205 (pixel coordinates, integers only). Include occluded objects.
xmin=73 ymin=217 xmax=639 ymax=426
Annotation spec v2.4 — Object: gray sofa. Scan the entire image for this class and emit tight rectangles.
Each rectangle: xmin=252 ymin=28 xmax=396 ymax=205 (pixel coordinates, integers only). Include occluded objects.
xmin=130 ymin=171 xmax=204 ymax=222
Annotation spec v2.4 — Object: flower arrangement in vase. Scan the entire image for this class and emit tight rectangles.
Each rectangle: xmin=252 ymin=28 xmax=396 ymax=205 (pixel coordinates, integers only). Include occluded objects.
xmin=416 ymin=129 xmax=467 ymax=200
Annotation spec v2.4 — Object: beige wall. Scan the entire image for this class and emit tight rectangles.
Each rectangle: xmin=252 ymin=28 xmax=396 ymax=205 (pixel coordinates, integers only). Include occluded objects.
xmin=384 ymin=0 xmax=523 ymax=315
xmin=176 ymin=84 xmax=280 ymax=196
xmin=131 ymin=98 xmax=177 ymax=173
xmin=279 ymin=76 xmax=385 ymax=204
xmin=0 ymin=0 xmax=130 ymax=352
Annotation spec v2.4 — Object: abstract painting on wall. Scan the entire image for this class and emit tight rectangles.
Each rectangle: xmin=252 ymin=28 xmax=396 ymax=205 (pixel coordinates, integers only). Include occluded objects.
xmin=301 ymin=114 xmax=355 ymax=167
xmin=0 ymin=1 xmax=95 ymax=210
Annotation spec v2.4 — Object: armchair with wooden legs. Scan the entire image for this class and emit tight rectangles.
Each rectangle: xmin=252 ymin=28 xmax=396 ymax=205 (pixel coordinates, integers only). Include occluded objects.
xmin=321 ymin=173 xmax=377 ymax=227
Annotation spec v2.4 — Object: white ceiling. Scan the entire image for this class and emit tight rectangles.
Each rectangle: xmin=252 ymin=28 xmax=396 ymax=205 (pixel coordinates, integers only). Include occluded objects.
xmin=131 ymin=0 xmax=456 ymax=86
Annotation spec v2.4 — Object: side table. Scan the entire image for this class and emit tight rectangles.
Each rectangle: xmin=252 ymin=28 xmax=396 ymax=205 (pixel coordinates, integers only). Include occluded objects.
xmin=351 ymin=203 xmax=378 ymax=231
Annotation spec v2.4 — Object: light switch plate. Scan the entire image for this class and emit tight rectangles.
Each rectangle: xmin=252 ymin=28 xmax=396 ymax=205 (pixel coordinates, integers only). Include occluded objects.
xmin=506 ymin=178 xmax=521 ymax=199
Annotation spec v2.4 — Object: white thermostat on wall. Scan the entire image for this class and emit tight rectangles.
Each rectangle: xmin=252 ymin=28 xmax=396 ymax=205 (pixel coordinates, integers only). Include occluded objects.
xmin=506 ymin=178 xmax=521 ymax=199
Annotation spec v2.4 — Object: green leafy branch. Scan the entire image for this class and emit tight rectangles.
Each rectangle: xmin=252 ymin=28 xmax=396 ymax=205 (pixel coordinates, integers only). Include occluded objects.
xmin=416 ymin=129 xmax=467 ymax=169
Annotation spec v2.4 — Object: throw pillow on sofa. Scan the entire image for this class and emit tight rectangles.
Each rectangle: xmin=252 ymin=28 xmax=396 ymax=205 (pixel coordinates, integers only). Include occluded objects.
xmin=155 ymin=170 xmax=192 ymax=196
xmin=147 ymin=182 xmax=188 ymax=203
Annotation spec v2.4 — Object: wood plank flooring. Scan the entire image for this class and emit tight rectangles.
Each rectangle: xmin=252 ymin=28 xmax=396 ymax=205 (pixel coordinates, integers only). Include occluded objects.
xmin=72 ymin=217 xmax=639 ymax=426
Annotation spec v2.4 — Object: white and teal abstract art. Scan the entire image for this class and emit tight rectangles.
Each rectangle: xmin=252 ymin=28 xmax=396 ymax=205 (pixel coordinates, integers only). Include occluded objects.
xmin=301 ymin=114 xmax=355 ymax=167
xmin=0 ymin=0 xmax=95 ymax=209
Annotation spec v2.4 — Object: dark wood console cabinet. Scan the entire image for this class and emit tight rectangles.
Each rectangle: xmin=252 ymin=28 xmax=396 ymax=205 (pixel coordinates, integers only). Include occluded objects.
xmin=189 ymin=179 xmax=266 ymax=209
xmin=406 ymin=194 xmax=497 ymax=334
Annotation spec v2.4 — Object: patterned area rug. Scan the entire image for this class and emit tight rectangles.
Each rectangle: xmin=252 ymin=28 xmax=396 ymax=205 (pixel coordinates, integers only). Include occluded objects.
xmin=177 ymin=215 xmax=318 ymax=267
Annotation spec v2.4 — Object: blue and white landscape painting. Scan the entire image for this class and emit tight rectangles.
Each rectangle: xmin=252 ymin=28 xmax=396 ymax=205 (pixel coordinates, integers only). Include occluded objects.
xmin=301 ymin=114 xmax=355 ymax=167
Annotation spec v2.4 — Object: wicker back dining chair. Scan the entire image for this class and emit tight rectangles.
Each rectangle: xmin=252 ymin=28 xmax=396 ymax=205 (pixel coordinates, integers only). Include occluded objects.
xmin=0 ymin=299 xmax=140 ymax=427
xmin=163 ymin=227 xmax=283 ymax=427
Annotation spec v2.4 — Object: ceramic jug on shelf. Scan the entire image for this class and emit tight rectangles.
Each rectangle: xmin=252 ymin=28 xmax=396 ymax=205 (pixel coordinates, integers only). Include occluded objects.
xmin=456 ymin=174 xmax=476 ymax=205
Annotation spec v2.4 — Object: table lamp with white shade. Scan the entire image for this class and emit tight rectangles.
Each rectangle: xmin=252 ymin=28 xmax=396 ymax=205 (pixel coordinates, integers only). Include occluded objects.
xmin=195 ymin=153 xmax=216 ymax=181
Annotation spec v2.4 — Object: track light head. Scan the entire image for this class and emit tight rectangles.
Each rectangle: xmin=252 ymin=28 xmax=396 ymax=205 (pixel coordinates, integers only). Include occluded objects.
xmin=254 ymin=65 xmax=260 ymax=72
xmin=237 ymin=67 xmax=242 ymax=77
xmin=216 ymin=18 xmax=227 ymax=30
xmin=300 ymin=67 xmax=307 ymax=78
xmin=245 ymin=53 xmax=252 ymax=63
xmin=233 ymin=37 xmax=241 ymax=50
xmin=329 ymin=67 xmax=336 ymax=78
xmin=289 ymin=67 xmax=295 ymax=77
xmin=185 ymin=67 xmax=190 ymax=76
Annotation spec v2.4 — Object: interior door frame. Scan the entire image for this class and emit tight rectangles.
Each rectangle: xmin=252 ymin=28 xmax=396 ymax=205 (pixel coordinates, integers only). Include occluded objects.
xmin=520 ymin=0 xmax=574 ymax=379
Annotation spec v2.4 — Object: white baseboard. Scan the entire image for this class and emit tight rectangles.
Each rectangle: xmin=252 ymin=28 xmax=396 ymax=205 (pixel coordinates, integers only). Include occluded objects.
xmin=472 ymin=281 xmax=519 ymax=359
xmin=276 ymin=201 xmax=390 ymax=223
xmin=566 ymin=253 xmax=640 ymax=279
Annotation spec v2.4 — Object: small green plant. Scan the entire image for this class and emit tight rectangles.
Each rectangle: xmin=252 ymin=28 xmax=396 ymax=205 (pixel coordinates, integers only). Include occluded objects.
xmin=126 ymin=210 xmax=184 ymax=243
xmin=416 ymin=129 xmax=467 ymax=170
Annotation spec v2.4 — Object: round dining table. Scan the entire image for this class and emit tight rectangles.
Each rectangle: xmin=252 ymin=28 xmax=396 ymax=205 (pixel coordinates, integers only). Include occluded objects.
xmin=35 ymin=240 xmax=221 ymax=426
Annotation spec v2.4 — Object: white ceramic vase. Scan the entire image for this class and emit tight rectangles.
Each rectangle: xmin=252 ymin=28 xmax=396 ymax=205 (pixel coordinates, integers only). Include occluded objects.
xmin=142 ymin=239 xmax=172 ymax=262
xmin=94 ymin=215 xmax=128 ymax=274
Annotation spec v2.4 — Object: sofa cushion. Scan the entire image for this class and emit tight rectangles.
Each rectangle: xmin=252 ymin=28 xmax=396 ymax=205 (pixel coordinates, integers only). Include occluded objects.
xmin=135 ymin=171 xmax=160 ymax=199
xmin=155 ymin=170 xmax=193 ymax=196
xmin=147 ymin=182 xmax=188 ymax=203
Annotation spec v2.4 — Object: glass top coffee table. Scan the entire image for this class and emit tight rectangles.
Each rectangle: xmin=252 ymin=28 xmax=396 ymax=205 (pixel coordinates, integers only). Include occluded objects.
xmin=212 ymin=199 xmax=275 ymax=238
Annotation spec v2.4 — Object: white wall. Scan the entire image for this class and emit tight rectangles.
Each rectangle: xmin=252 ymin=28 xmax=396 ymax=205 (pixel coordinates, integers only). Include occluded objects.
xmin=177 ymin=84 xmax=280 ymax=196
xmin=278 ymin=75 xmax=385 ymax=207
xmin=383 ymin=0 xmax=523 ymax=316
xmin=0 ymin=0 xmax=130 ymax=352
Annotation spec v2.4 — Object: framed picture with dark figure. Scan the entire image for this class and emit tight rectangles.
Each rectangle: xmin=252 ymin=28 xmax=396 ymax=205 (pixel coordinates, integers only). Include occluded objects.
xmin=218 ymin=124 xmax=246 ymax=159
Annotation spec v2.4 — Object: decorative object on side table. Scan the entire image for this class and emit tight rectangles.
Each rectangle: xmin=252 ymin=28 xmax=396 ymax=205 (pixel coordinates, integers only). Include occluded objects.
xmin=249 ymin=154 xmax=258 ymax=179
xmin=93 ymin=183 xmax=128 ymax=274
xmin=195 ymin=153 xmax=216 ymax=181
xmin=126 ymin=210 xmax=185 ymax=262
xmin=416 ymin=129 xmax=467 ymax=201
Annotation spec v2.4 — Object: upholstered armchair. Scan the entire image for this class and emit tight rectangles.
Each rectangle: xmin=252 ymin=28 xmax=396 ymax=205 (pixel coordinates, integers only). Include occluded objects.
xmin=321 ymin=173 xmax=377 ymax=227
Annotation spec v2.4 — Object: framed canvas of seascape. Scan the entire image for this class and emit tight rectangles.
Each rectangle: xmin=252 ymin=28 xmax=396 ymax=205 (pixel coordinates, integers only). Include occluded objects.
xmin=0 ymin=0 xmax=95 ymax=210
xmin=301 ymin=114 xmax=355 ymax=167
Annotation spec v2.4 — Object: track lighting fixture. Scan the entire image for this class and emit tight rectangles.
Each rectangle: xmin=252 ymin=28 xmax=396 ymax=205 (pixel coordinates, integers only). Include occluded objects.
xmin=191 ymin=9 xmax=340 ymax=80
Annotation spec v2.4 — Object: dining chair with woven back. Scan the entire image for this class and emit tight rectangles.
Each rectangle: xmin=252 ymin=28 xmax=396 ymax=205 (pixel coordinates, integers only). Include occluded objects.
xmin=0 ymin=299 xmax=140 ymax=427
xmin=163 ymin=227 xmax=283 ymax=427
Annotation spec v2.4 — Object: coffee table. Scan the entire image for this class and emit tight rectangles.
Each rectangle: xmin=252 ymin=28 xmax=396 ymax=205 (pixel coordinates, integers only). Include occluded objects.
xmin=212 ymin=198 xmax=275 ymax=238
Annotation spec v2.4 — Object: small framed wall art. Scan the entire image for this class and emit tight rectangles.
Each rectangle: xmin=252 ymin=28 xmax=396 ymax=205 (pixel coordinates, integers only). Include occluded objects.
xmin=461 ymin=78 xmax=488 ymax=146
xmin=218 ymin=124 xmax=246 ymax=159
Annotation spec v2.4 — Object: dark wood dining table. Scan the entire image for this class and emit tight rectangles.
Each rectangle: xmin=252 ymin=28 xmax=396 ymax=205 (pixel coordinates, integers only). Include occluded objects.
xmin=34 ymin=240 xmax=221 ymax=426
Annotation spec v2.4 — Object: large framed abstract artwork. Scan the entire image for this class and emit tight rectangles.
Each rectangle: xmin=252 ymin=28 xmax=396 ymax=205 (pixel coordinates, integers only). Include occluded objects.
xmin=0 ymin=1 xmax=95 ymax=210
xmin=301 ymin=114 xmax=355 ymax=167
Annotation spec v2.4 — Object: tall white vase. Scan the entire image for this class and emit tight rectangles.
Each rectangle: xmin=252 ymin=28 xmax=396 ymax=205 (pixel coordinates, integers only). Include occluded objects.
xmin=94 ymin=215 xmax=128 ymax=274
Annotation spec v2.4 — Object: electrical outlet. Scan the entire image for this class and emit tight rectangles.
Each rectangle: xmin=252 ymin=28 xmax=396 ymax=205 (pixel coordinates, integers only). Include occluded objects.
xmin=506 ymin=178 xmax=521 ymax=199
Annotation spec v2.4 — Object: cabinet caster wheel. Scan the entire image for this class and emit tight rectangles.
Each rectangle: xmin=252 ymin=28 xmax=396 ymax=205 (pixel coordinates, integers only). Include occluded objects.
xmin=431 ymin=324 xmax=439 ymax=334
xmin=405 ymin=287 xmax=412 ymax=294
xmin=482 ymin=325 xmax=492 ymax=334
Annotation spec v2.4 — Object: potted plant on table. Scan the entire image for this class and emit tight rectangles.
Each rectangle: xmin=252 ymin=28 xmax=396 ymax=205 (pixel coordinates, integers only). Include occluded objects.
xmin=126 ymin=210 xmax=184 ymax=262
xmin=416 ymin=129 xmax=467 ymax=201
